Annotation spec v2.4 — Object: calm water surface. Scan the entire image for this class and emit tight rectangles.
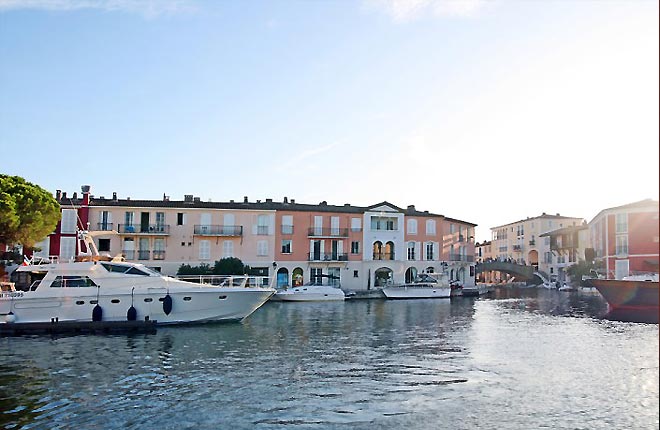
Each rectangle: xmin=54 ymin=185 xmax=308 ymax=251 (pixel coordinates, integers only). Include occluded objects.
xmin=1 ymin=289 xmax=658 ymax=430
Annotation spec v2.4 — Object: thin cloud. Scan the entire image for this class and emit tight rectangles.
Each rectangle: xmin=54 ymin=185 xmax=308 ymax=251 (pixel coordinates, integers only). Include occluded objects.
xmin=363 ymin=0 xmax=485 ymax=22
xmin=0 ymin=0 xmax=195 ymax=18
xmin=278 ymin=141 xmax=344 ymax=171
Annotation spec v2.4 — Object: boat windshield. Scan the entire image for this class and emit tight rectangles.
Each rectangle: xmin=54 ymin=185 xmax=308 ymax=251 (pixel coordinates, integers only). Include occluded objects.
xmin=100 ymin=262 xmax=159 ymax=276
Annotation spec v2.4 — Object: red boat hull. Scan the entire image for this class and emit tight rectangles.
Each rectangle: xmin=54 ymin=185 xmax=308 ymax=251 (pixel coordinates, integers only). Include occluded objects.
xmin=586 ymin=278 xmax=659 ymax=312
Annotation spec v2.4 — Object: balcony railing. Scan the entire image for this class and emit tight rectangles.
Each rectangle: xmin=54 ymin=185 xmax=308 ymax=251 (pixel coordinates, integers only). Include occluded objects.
xmin=153 ymin=250 xmax=166 ymax=260
xmin=308 ymin=227 xmax=349 ymax=237
xmin=449 ymin=254 xmax=475 ymax=262
xmin=96 ymin=222 xmax=114 ymax=231
xmin=529 ymin=240 xmax=535 ymax=246
xmin=281 ymin=225 xmax=294 ymax=235
xmin=513 ymin=245 xmax=523 ymax=252
xmin=118 ymin=224 xmax=170 ymax=235
xmin=123 ymin=250 xmax=135 ymax=260
xmin=193 ymin=225 xmax=243 ymax=236
xmin=373 ymin=252 xmax=395 ymax=261
xmin=138 ymin=250 xmax=150 ymax=260
xmin=308 ymin=252 xmax=349 ymax=262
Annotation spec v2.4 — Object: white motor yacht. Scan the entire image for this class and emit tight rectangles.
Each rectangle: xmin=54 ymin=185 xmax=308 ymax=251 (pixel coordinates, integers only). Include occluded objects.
xmin=382 ymin=273 xmax=451 ymax=299
xmin=273 ymin=274 xmax=345 ymax=301
xmin=0 ymin=231 xmax=275 ymax=326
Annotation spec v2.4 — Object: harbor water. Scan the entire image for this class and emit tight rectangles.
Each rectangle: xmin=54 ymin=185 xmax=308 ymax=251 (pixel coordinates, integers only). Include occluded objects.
xmin=1 ymin=288 xmax=658 ymax=429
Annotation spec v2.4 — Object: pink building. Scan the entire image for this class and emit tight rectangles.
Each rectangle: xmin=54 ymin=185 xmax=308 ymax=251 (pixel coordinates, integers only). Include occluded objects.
xmin=589 ymin=199 xmax=659 ymax=279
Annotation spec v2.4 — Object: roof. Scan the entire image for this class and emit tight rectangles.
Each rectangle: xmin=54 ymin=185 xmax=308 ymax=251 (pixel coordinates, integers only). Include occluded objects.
xmin=56 ymin=194 xmax=477 ymax=224
xmin=539 ymin=224 xmax=588 ymax=237
xmin=491 ymin=213 xmax=583 ymax=230
xmin=589 ymin=199 xmax=659 ymax=223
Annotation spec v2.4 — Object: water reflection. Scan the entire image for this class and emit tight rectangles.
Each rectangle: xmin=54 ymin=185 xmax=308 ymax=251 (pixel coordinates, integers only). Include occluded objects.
xmin=0 ymin=291 xmax=657 ymax=430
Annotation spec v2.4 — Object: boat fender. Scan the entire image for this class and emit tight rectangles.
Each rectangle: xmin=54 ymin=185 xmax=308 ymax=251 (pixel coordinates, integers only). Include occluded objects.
xmin=163 ymin=294 xmax=173 ymax=315
xmin=127 ymin=306 xmax=137 ymax=321
xmin=5 ymin=312 xmax=16 ymax=323
xmin=92 ymin=304 xmax=103 ymax=322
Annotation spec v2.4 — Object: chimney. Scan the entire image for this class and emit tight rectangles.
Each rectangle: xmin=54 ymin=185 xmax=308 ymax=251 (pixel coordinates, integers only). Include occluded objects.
xmin=230 ymin=199 xmax=234 ymax=203
xmin=407 ymin=205 xmax=415 ymax=211
xmin=319 ymin=201 xmax=327 ymax=206
xmin=113 ymin=192 xmax=118 ymax=201
xmin=62 ymin=191 xmax=67 ymax=199
xmin=56 ymin=190 xmax=61 ymax=201
xmin=266 ymin=198 xmax=273 ymax=203
xmin=81 ymin=185 xmax=91 ymax=193
xmin=556 ymin=213 xmax=560 ymax=216
xmin=184 ymin=195 xmax=193 ymax=203
xmin=244 ymin=196 xmax=248 ymax=203
xmin=283 ymin=197 xmax=288 ymax=204
xmin=72 ymin=192 xmax=77 ymax=199
xmin=290 ymin=199 xmax=295 ymax=204
xmin=193 ymin=197 xmax=201 ymax=202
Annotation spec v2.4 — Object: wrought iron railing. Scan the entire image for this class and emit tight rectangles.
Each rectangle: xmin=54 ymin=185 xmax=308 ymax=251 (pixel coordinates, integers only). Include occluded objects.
xmin=308 ymin=253 xmax=349 ymax=261
xmin=96 ymin=222 xmax=114 ymax=231
xmin=193 ymin=225 xmax=243 ymax=236
xmin=307 ymin=227 xmax=349 ymax=237
xmin=118 ymin=224 xmax=170 ymax=234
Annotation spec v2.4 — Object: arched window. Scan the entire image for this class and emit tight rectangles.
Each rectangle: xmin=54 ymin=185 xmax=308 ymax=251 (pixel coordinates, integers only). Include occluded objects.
xmin=292 ymin=267 xmax=304 ymax=286
xmin=384 ymin=241 xmax=395 ymax=260
xmin=373 ymin=241 xmax=383 ymax=260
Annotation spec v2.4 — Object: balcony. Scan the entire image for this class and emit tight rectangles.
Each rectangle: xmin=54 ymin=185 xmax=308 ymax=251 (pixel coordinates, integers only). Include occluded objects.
xmin=513 ymin=245 xmax=523 ymax=252
xmin=153 ymin=250 xmax=166 ymax=260
xmin=372 ymin=252 xmax=395 ymax=261
xmin=308 ymin=252 xmax=349 ymax=262
xmin=307 ymin=227 xmax=349 ymax=237
xmin=449 ymin=254 xmax=475 ymax=262
xmin=96 ymin=222 xmax=114 ymax=231
xmin=118 ymin=224 xmax=170 ymax=235
xmin=193 ymin=225 xmax=243 ymax=236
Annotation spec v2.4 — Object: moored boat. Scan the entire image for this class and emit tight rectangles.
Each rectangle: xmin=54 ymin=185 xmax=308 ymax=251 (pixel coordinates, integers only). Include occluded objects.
xmin=0 ymin=231 xmax=275 ymax=327
xmin=585 ymin=274 xmax=659 ymax=312
xmin=382 ymin=273 xmax=451 ymax=299
xmin=272 ymin=274 xmax=345 ymax=301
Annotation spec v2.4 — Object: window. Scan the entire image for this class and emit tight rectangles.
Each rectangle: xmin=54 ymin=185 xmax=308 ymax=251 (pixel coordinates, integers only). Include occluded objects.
xmin=50 ymin=276 xmax=98 ymax=288
xmin=281 ymin=215 xmax=293 ymax=234
xmin=449 ymin=223 xmax=455 ymax=234
xmin=281 ymin=240 xmax=292 ymax=254
xmin=177 ymin=213 xmax=185 ymax=226
xmin=373 ymin=241 xmax=383 ymax=260
xmin=60 ymin=237 xmax=76 ymax=261
xmin=153 ymin=238 xmax=165 ymax=260
xmin=426 ymin=242 xmax=434 ymax=260
xmin=615 ymin=235 xmax=628 ymax=255
xmin=61 ymin=209 xmax=77 ymax=234
xmin=199 ymin=240 xmax=210 ymax=260
xmin=98 ymin=239 xmax=111 ymax=252
xmin=426 ymin=220 xmax=436 ymax=235
xmin=407 ymin=219 xmax=417 ymax=235
xmin=223 ymin=241 xmax=234 ymax=258
xmin=351 ymin=218 xmax=361 ymax=232
xmin=98 ymin=211 xmax=112 ymax=230
xmin=407 ymin=242 xmax=416 ymax=260
xmin=331 ymin=217 xmax=340 ymax=235
xmin=124 ymin=212 xmax=135 ymax=231
xmin=616 ymin=213 xmax=628 ymax=234
xmin=371 ymin=217 xmax=397 ymax=231
xmin=257 ymin=240 xmax=268 ymax=256
xmin=257 ymin=215 xmax=269 ymax=235
xmin=351 ymin=241 xmax=360 ymax=254
xmin=353 ymin=270 xmax=359 ymax=278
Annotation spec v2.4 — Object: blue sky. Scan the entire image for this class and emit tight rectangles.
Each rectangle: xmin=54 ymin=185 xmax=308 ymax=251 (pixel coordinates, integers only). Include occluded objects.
xmin=1 ymin=0 xmax=658 ymax=242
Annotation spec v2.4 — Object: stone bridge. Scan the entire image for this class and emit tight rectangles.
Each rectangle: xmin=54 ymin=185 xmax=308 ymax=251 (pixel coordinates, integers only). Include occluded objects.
xmin=476 ymin=261 xmax=544 ymax=282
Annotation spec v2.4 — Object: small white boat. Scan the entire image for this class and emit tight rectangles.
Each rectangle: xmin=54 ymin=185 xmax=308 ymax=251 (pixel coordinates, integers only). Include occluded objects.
xmin=1 ymin=231 xmax=274 ymax=326
xmin=461 ymin=283 xmax=491 ymax=297
xmin=382 ymin=273 xmax=451 ymax=299
xmin=273 ymin=285 xmax=345 ymax=302
xmin=272 ymin=274 xmax=345 ymax=302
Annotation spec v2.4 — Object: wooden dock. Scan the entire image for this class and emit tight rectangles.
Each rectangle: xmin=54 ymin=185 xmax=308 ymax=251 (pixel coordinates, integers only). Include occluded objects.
xmin=0 ymin=320 xmax=157 ymax=336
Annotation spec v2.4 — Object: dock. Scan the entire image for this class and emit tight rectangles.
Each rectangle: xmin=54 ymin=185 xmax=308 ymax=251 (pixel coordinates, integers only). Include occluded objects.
xmin=0 ymin=320 xmax=157 ymax=336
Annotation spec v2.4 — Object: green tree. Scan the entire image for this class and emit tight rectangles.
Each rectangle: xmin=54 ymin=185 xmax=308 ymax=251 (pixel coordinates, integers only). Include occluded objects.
xmin=213 ymin=257 xmax=248 ymax=275
xmin=176 ymin=263 xmax=213 ymax=276
xmin=567 ymin=260 xmax=604 ymax=286
xmin=0 ymin=175 xmax=60 ymax=248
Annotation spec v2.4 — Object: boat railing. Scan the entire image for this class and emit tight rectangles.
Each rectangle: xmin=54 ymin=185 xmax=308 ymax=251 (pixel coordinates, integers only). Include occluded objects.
xmin=176 ymin=275 xmax=273 ymax=288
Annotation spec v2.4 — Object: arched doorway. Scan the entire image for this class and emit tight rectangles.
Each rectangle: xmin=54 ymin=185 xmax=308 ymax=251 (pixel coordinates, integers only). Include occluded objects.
xmin=277 ymin=268 xmax=289 ymax=288
xmin=457 ymin=267 xmax=465 ymax=284
xmin=292 ymin=267 xmax=304 ymax=286
xmin=373 ymin=241 xmax=383 ymax=260
xmin=405 ymin=267 xmax=418 ymax=283
xmin=384 ymin=241 xmax=395 ymax=260
xmin=375 ymin=267 xmax=393 ymax=286
xmin=528 ymin=250 xmax=539 ymax=269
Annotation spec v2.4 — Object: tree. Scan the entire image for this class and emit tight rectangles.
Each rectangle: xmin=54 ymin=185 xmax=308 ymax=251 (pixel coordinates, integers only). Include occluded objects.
xmin=0 ymin=175 xmax=60 ymax=248
xmin=213 ymin=257 xmax=249 ymax=275
xmin=566 ymin=260 xmax=604 ymax=286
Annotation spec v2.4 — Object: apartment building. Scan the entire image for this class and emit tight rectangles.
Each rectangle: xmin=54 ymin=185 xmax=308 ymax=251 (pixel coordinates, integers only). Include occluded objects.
xmin=39 ymin=186 xmax=477 ymax=291
xmin=490 ymin=213 xmax=585 ymax=279
xmin=588 ymin=199 xmax=659 ymax=279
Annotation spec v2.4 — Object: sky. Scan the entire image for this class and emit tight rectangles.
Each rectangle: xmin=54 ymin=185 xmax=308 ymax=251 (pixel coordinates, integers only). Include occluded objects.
xmin=0 ymin=0 xmax=658 ymax=243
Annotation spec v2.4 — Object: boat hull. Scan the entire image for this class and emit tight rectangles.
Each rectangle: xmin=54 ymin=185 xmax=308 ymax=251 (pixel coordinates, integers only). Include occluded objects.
xmin=0 ymin=288 xmax=274 ymax=325
xmin=585 ymin=278 xmax=659 ymax=311
xmin=273 ymin=286 xmax=345 ymax=302
xmin=382 ymin=285 xmax=451 ymax=299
